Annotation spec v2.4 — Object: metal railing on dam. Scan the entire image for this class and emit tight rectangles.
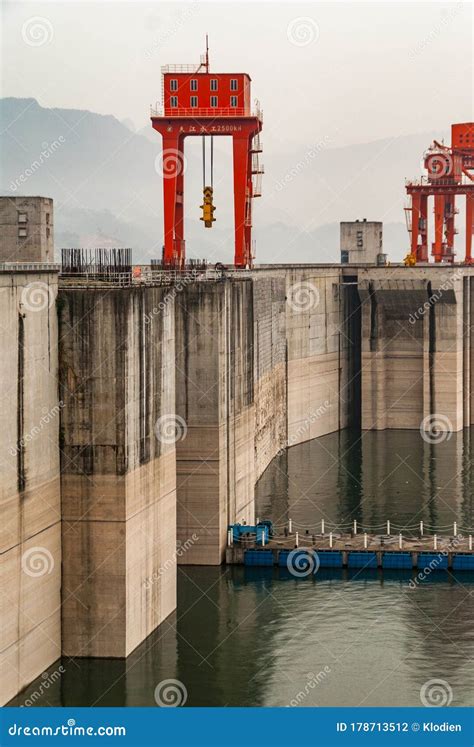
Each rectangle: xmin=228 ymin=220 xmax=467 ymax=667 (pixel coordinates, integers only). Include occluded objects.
xmin=59 ymin=266 xmax=253 ymax=288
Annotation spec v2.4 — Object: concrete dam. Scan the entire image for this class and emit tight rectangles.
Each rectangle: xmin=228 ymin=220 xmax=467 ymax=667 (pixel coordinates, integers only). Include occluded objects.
xmin=2 ymin=260 xmax=474 ymax=704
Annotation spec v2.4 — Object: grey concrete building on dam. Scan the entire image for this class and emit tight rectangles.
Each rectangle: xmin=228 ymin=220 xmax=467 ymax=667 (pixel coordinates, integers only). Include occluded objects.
xmin=1 ymin=196 xmax=474 ymax=704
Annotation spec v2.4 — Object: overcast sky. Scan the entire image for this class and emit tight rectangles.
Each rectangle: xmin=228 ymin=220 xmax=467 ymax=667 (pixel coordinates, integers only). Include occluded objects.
xmin=2 ymin=1 xmax=472 ymax=149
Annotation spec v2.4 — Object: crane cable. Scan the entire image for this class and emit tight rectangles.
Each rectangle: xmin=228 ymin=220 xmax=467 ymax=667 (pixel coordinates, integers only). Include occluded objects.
xmin=202 ymin=135 xmax=205 ymax=190
xmin=202 ymin=135 xmax=214 ymax=189
xmin=211 ymin=135 xmax=214 ymax=189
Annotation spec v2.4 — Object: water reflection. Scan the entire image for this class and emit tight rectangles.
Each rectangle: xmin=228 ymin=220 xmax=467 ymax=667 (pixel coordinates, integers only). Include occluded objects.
xmin=11 ymin=566 xmax=473 ymax=708
xmin=8 ymin=429 xmax=473 ymax=708
xmin=256 ymin=428 xmax=473 ymax=533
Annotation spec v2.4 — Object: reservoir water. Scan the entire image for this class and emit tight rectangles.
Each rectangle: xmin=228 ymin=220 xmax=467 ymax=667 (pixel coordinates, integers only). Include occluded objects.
xmin=10 ymin=429 xmax=474 ymax=707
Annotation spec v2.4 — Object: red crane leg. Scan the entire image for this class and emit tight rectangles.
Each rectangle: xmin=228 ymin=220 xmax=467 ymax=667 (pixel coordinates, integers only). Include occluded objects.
xmin=419 ymin=194 xmax=428 ymax=262
xmin=160 ymin=133 xmax=184 ymax=266
xmin=445 ymin=195 xmax=456 ymax=262
xmin=174 ymin=137 xmax=185 ymax=266
xmin=433 ymin=194 xmax=445 ymax=263
xmin=466 ymin=194 xmax=474 ymax=264
xmin=411 ymin=193 xmax=421 ymax=258
xmin=233 ymin=135 xmax=250 ymax=267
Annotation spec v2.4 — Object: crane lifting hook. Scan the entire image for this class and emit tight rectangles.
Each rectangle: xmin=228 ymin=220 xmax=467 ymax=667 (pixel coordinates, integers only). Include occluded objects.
xmin=201 ymin=186 xmax=216 ymax=228
xmin=200 ymin=135 xmax=216 ymax=227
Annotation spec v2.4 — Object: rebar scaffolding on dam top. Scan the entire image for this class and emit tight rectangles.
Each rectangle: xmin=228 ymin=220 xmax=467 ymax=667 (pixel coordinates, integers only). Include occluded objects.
xmin=59 ymin=250 xmax=251 ymax=287
xmin=61 ymin=247 xmax=132 ymax=275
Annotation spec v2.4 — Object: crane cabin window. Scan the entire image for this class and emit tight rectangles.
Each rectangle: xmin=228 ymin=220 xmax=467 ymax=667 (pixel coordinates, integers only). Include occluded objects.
xmin=170 ymin=96 xmax=178 ymax=107
xmin=190 ymin=79 xmax=198 ymax=91
xmin=210 ymin=79 xmax=218 ymax=91
xmin=190 ymin=96 xmax=198 ymax=108
xmin=230 ymin=96 xmax=238 ymax=107
xmin=210 ymin=96 xmax=218 ymax=107
xmin=170 ymin=79 xmax=178 ymax=92
xmin=230 ymin=79 xmax=238 ymax=91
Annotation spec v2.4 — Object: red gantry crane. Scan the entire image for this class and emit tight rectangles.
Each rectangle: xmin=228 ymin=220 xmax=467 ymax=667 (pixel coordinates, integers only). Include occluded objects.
xmin=151 ymin=40 xmax=263 ymax=269
xmin=405 ymin=123 xmax=474 ymax=264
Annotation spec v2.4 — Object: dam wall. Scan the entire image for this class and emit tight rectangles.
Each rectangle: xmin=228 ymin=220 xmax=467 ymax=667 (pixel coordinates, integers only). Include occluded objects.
xmin=3 ymin=262 xmax=474 ymax=702
xmin=0 ymin=268 xmax=61 ymax=706
xmin=58 ymin=287 xmax=176 ymax=658
xmin=174 ymin=269 xmax=353 ymax=564
xmin=284 ymin=268 xmax=351 ymax=444
xmin=252 ymin=274 xmax=287 ymax=478
xmin=358 ymin=267 xmax=474 ymax=432
xmin=175 ymin=281 xmax=256 ymax=565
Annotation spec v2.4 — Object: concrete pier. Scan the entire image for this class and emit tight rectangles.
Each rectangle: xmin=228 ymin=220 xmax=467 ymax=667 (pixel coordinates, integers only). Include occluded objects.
xmin=175 ymin=281 xmax=256 ymax=565
xmin=358 ymin=266 xmax=474 ymax=431
xmin=0 ymin=266 xmax=61 ymax=705
xmin=58 ymin=287 xmax=176 ymax=658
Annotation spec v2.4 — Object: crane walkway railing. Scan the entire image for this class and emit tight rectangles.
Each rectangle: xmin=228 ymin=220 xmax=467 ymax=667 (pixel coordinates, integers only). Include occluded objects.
xmin=59 ymin=266 xmax=253 ymax=288
xmin=150 ymin=105 xmax=263 ymax=121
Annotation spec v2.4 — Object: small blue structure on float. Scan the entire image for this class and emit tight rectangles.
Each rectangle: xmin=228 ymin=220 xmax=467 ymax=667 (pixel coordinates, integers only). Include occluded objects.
xmin=229 ymin=521 xmax=272 ymax=546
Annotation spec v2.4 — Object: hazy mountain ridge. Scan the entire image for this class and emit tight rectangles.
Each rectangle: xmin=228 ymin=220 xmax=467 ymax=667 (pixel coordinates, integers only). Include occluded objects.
xmin=0 ymin=97 xmax=449 ymax=263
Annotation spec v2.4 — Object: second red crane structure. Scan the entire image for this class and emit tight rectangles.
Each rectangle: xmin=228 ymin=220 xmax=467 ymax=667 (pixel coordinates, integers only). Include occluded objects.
xmin=406 ymin=123 xmax=474 ymax=264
